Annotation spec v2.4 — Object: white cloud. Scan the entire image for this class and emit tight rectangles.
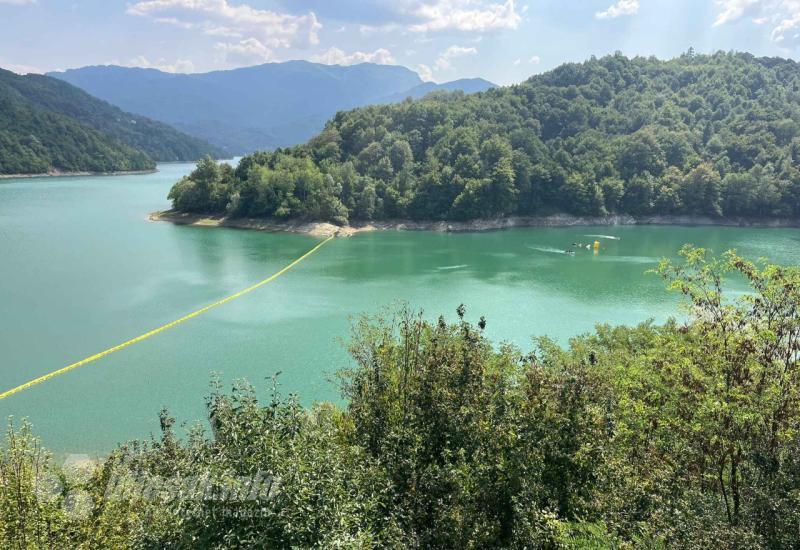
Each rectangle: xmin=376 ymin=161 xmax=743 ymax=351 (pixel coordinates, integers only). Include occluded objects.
xmin=151 ymin=16 xmax=194 ymax=29
xmin=712 ymin=0 xmax=761 ymax=26
xmin=359 ymin=23 xmax=401 ymax=35
xmin=771 ymin=6 xmax=800 ymax=42
xmin=311 ymin=47 xmax=396 ymax=66
xmin=0 ymin=0 xmax=37 ymax=4
xmin=418 ymin=63 xmax=434 ymax=81
xmin=513 ymin=58 xmax=521 ymax=66
xmin=127 ymin=55 xmax=195 ymax=73
xmin=712 ymin=0 xmax=800 ymax=45
xmin=315 ymin=1 xmax=519 ymax=36
xmin=529 ymin=55 xmax=541 ymax=64
xmin=202 ymin=25 xmax=242 ymax=37
xmin=404 ymin=0 xmax=521 ymax=33
xmin=127 ymin=0 xmax=321 ymax=64
xmin=595 ymin=0 xmax=639 ymax=19
xmin=2 ymin=61 xmax=44 ymax=74
xmin=433 ymin=45 xmax=478 ymax=71
xmin=213 ymin=38 xmax=273 ymax=65
xmin=167 ymin=59 xmax=195 ymax=73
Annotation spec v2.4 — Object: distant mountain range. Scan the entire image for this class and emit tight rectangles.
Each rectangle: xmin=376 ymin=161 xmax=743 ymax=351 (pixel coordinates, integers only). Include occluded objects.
xmin=50 ymin=61 xmax=496 ymax=155
xmin=0 ymin=69 xmax=221 ymax=175
xmin=377 ymin=77 xmax=497 ymax=104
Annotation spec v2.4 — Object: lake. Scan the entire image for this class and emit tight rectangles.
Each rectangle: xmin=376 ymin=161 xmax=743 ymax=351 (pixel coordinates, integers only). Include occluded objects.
xmin=1 ymin=163 xmax=799 ymax=454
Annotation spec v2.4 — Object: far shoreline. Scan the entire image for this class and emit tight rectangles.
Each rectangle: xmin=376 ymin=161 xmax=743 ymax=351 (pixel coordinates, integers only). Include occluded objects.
xmin=0 ymin=168 xmax=158 ymax=180
xmin=150 ymin=210 xmax=800 ymax=238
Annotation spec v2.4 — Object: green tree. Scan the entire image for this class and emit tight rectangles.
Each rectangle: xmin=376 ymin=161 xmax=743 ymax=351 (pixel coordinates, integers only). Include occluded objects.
xmin=681 ymin=163 xmax=722 ymax=216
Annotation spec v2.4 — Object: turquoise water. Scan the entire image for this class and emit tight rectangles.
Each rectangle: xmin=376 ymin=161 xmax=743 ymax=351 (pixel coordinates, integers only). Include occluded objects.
xmin=1 ymin=163 xmax=799 ymax=454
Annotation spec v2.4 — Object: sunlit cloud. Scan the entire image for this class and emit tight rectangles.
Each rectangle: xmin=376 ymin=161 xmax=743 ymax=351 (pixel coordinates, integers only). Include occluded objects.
xmin=359 ymin=23 xmax=401 ymax=35
xmin=127 ymin=0 xmax=321 ymax=65
xmin=126 ymin=55 xmax=195 ymax=73
xmin=433 ymin=45 xmax=478 ymax=72
xmin=404 ymin=0 xmax=521 ymax=33
xmin=713 ymin=0 xmax=800 ymax=46
xmin=713 ymin=0 xmax=761 ymax=26
xmin=311 ymin=47 xmax=396 ymax=66
xmin=595 ymin=0 xmax=640 ymax=19
xmin=2 ymin=61 xmax=44 ymax=74
xmin=417 ymin=63 xmax=434 ymax=81
xmin=771 ymin=8 xmax=800 ymax=43
xmin=213 ymin=38 xmax=273 ymax=65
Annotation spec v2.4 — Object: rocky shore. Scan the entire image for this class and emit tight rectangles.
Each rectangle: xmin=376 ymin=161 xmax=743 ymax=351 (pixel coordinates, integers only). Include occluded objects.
xmin=0 ymin=169 xmax=158 ymax=180
xmin=150 ymin=210 xmax=800 ymax=238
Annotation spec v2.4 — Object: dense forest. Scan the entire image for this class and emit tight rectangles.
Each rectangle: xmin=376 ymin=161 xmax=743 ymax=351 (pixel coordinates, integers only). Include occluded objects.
xmin=2 ymin=247 xmax=800 ymax=547
xmin=169 ymin=51 xmax=800 ymax=223
xmin=0 ymin=68 xmax=220 ymax=175
xmin=0 ymin=73 xmax=153 ymax=174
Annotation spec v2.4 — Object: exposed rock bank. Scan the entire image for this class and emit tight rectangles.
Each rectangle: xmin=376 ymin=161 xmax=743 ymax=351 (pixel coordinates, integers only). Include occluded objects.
xmin=150 ymin=211 xmax=800 ymax=238
xmin=0 ymin=169 xmax=157 ymax=180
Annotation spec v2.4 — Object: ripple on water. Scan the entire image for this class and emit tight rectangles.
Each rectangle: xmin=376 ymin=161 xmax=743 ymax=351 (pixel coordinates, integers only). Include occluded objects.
xmin=594 ymin=255 xmax=660 ymax=264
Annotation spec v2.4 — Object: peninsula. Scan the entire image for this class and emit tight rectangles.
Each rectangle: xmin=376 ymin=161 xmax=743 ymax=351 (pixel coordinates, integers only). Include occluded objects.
xmin=164 ymin=53 xmax=800 ymax=229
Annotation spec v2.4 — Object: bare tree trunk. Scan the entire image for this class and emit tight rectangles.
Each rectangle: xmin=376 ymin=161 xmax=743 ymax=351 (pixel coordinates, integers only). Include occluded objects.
xmin=719 ymin=459 xmax=732 ymax=525
xmin=731 ymin=449 xmax=740 ymax=525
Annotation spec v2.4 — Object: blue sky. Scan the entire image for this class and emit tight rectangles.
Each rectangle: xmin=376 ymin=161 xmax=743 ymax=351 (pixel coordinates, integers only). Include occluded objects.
xmin=2 ymin=1 xmax=800 ymax=84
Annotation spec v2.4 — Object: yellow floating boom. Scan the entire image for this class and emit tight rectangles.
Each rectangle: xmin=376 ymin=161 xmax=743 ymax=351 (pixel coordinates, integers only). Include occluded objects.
xmin=0 ymin=235 xmax=335 ymax=400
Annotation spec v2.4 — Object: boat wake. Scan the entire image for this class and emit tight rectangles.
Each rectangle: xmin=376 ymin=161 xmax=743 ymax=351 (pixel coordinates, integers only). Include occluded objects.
xmin=595 ymin=255 xmax=658 ymax=264
xmin=436 ymin=264 xmax=468 ymax=271
xmin=584 ymin=234 xmax=621 ymax=240
xmin=527 ymin=245 xmax=571 ymax=255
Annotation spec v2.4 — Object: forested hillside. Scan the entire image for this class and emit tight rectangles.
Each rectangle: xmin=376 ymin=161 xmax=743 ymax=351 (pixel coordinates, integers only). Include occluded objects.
xmin=0 ymin=69 xmax=220 ymax=173
xmin=0 ymin=72 xmax=154 ymax=175
xmin=169 ymin=52 xmax=800 ymax=223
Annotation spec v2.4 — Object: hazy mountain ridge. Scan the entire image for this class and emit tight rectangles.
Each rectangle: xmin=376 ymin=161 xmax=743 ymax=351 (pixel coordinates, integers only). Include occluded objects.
xmin=377 ymin=77 xmax=496 ymax=104
xmin=50 ymin=62 xmax=496 ymax=155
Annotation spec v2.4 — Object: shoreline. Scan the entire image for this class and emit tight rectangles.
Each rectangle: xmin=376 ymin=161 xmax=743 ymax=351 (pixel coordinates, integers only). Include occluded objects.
xmin=150 ymin=211 xmax=800 ymax=238
xmin=0 ymin=168 xmax=158 ymax=180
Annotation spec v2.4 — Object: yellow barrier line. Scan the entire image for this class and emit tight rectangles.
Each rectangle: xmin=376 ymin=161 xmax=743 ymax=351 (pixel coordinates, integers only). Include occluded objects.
xmin=0 ymin=235 xmax=335 ymax=400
